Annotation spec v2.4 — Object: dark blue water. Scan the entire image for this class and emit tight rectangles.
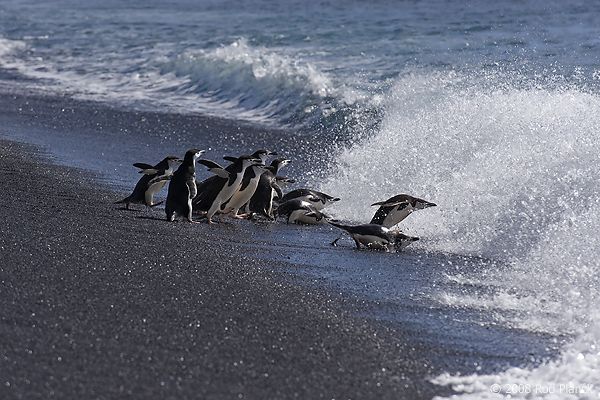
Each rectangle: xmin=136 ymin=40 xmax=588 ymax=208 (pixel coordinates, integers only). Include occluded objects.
xmin=1 ymin=0 xmax=599 ymax=397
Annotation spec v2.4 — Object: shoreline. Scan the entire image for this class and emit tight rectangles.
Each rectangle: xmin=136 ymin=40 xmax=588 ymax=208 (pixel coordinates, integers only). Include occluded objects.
xmin=0 ymin=111 xmax=454 ymax=399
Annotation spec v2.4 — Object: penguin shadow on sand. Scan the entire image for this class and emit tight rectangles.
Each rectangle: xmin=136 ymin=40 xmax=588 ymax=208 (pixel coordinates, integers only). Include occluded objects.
xmin=327 ymin=194 xmax=437 ymax=253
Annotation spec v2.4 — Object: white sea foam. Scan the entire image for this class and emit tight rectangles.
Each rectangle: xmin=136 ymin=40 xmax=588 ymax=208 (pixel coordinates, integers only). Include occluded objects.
xmin=0 ymin=37 xmax=26 ymax=58
xmin=1 ymin=36 xmax=350 ymax=127
xmin=319 ymin=69 xmax=600 ymax=397
xmin=156 ymin=38 xmax=341 ymax=125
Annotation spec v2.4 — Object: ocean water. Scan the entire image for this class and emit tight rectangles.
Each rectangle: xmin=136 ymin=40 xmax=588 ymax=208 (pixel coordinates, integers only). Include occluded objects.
xmin=1 ymin=0 xmax=600 ymax=397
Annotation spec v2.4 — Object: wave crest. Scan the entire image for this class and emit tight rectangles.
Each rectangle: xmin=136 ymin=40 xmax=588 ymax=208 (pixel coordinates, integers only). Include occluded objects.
xmin=158 ymin=38 xmax=342 ymax=126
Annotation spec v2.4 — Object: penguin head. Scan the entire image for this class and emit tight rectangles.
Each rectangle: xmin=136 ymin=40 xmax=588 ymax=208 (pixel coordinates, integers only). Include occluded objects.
xmin=166 ymin=156 xmax=184 ymax=169
xmin=323 ymin=195 xmax=341 ymax=206
xmin=276 ymin=176 xmax=295 ymax=188
xmin=271 ymin=157 xmax=292 ymax=174
xmin=391 ymin=231 xmax=420 ymax=251
xmin=184 ymin=149 xmax=206 ymax=163
xmin=237 ymin=155 xmax=262 ymax=169
xmin=251 ymin=149 xmax=277 ymax=163
xmin=414 ymin=198 xmax=437 ymax=210
xmin=251 ymin=163 xmax=268 ymax=175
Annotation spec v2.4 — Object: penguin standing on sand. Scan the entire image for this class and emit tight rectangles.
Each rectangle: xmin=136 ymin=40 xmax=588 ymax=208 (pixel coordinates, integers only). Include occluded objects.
xmin=328 ymin=221 xmax=419 ymax=252
xmin=193 ymin=149 xmax=276 ymax=206
xmin=221 ymin=162 xmax=268 ymax=219
xmin=248 ymin=157 xmax=291 ymax=219
xmin=115 ymin=155 xmax=183 ymax=209
xmin=195 ymin=155 xmax=260 ymax=223
xmin=280 ymin=189 xmax=340 ymax=211
xmin=370 ymin=194 xmax=437 ymax=228
xmin=165 ymin=149 xmax=205 ymax=222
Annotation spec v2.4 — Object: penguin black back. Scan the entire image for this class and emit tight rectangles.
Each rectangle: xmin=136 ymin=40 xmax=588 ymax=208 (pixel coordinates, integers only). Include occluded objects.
xmin=165 ymin=148 xmax=204 ymax=222
xmin=248 ymin=157 xmax=291 ymax=219
xmin=370 ymin=194 xmax=436 ymax=228
xmin=115 ymin=155 xmax=182 ymax=209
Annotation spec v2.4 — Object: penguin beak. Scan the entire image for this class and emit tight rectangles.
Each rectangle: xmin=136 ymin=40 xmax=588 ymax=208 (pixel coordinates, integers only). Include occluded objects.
xmin=416 ymin=200 xmax=437 ymax=209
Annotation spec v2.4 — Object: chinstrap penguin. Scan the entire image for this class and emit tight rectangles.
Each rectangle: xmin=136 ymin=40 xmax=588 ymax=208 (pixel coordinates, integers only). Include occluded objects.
xmin=250 ymin=149 xmax=277 ymax=164
xmin=247 ymin=157 xmax=291 ymax=219
xmin=165 ymin=149 xmax=205 ymax=222
xmin=193 ymin=149 xmax=275 ymax=207
xmin=280 ymin=188 xmax=340 ymax=211
xmin=115 ymin=155 xmax=183 ymax=209
xmin=328 ymin=221 xmax=419 ymax=252
xmin=195 ymin=154 xmax=261 ymax=223
xmin=370 ymin=194 xmax=437 ymax=228
xmin=220 ymin=150 xmax=276 ymax=219
xmin=221 ymin=162 xmax=268 ymax=219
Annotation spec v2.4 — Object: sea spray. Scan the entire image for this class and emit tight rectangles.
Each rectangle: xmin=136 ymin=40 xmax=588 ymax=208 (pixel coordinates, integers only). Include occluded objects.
xmin=319 ymin=69 xmax=600 ymax=397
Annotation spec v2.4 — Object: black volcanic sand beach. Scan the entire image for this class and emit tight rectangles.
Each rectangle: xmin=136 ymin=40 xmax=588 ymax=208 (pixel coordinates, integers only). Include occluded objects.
xmin=0 ymin=90 xmax=459 ymax=399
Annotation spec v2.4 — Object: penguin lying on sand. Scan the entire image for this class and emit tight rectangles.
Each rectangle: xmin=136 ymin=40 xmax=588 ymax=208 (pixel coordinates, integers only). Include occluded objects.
xmin=370 ymin=194 xmax=436 ymax=228
xmin=165 ymin=149 xmax=205 ymax=222
xmin=280 ymin=189 xmax=340 ymax=211
xmin=115 ymin=155 xmax=183 ymax=209
xmin=328 ymin=221 xmax=419 ymax=252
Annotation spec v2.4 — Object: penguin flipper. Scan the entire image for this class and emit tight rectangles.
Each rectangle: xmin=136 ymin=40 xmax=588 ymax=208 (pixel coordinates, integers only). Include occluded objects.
xmin=371 ymin=200 xmax=410 ymax=208
xmin=139 ymin=168 xmax=159 ymax=175
xmin=272 ymin=182 xmax=284 ymax=200
xmin=198 ymin=159 xmax=224 ymax=169
xmin=147 ymin=174 xmax=172 ymax=187
xmin=133 ymin=162 xmax=154 ymax=170
xmin=326 ymin=220 xmax=352 ymax=232
xmin=208 ymin=168 xmax=230 ymax=179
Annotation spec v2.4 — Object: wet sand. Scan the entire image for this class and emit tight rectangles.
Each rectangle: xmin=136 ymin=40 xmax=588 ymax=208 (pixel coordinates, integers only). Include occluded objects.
xmin=0 ymin=91 xmax=455 ymax=399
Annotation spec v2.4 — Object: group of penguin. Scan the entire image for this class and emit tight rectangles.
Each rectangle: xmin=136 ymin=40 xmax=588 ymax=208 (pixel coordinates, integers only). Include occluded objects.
xmin=115 ymin=148 xmax=437 ymax=252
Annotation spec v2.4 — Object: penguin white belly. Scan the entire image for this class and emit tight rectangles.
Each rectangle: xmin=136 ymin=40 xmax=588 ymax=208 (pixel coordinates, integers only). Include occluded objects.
xmin=352 ymin=234 xmax=391 ymax=250
xmin=381 ymin=206 xmax=413 ymax=228
xmin=293 ymin=195 xmax=326 ymax=211
xmin=296 ymin=212 xmax=325 ymax=225
xmin=265 ymin=187 xmax=276 ymax=217
xmin=227 ymin=179 xmax=260 ymax=213
xmin=207 ymin=178 xmax=243 ymax=217
xmin=287 ymin=209 xmax=307 ymax=224
xmin=145 ymin=181 xmax=167 ymax=206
